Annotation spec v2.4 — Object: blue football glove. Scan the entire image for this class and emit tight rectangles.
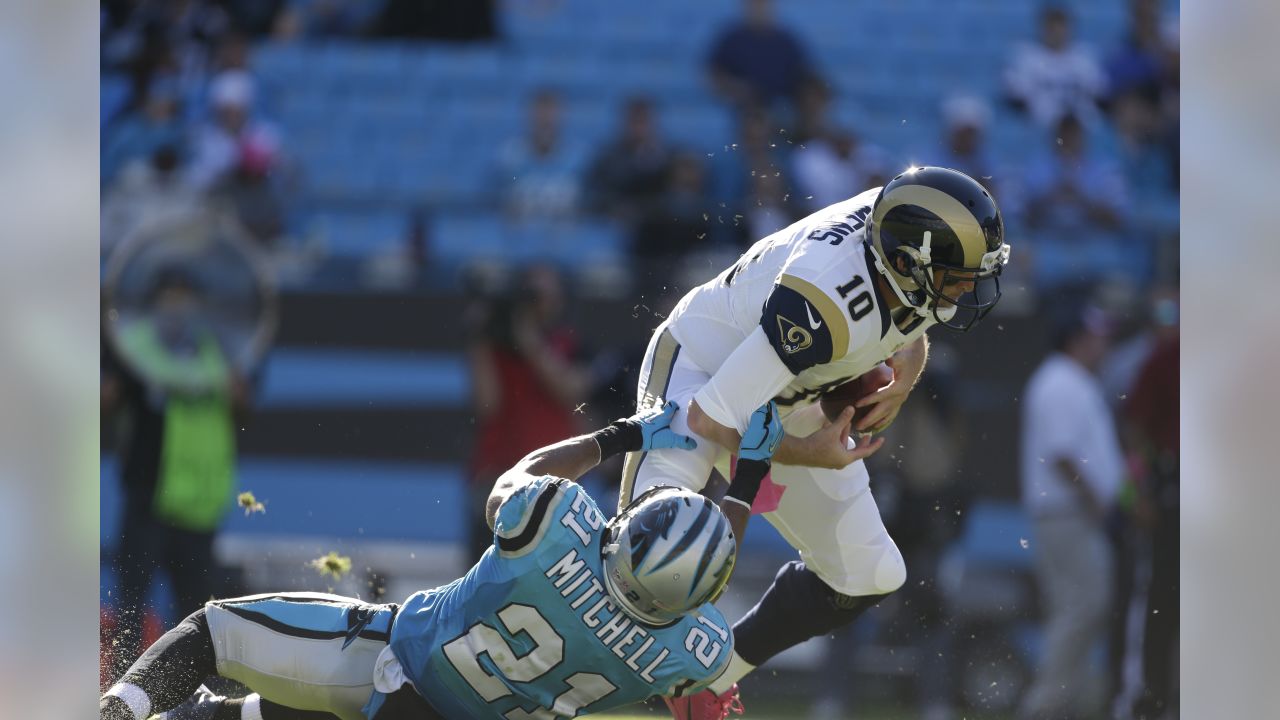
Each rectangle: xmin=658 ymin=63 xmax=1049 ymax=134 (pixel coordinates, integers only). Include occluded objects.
xmin=631 ymin=400 xmax=698 ymax=451
xmin=738 ymin=401 xmax=783 ymax=463
xmin=726 ymin=401 xmax=784 ymax=506
xmin=593 ymin=400 xmax=698 ymax=459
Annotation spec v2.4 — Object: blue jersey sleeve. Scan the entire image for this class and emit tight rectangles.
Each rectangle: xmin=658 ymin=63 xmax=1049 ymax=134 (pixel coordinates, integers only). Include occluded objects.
xmin=657 ymin=606 xmax=735 ymax=698
xmin=493 ymin=475 xmax=570 ymax=557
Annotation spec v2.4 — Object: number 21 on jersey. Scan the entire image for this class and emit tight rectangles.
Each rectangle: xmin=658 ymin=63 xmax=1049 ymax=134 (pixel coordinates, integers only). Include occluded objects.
xmin=443 ymin=604 xmax=616 ymax=719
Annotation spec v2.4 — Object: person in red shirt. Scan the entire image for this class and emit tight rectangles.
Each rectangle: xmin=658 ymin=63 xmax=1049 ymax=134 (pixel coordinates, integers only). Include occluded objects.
xmin=1125 ymin=293 xmax=1179 ymax=720
xmin=466 ymin=265 xmax=589 ymax=560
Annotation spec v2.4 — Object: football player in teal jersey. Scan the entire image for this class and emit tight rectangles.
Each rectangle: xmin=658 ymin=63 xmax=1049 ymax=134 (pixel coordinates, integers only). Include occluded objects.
xmin=102 ymin=400 xmax=783 ymax=720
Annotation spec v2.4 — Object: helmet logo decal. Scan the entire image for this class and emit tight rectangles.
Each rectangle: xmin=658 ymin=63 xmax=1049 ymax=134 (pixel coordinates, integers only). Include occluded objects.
xmin=688 ymin=513 xmax=732 ymax=599
xmin=627 ymin=500 xmax=680 ymax=568
xmin=776 ymin=315 xmax=813 ymax=354
xmin=604 ymin=490 xmax=735 ymax=626
xmin=648 ymin=499 xmax=715 ymax=574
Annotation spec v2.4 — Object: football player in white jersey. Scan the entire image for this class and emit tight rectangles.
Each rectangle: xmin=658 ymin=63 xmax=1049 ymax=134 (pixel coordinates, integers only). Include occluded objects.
xmin=617 ymin=166 xmax=1011 ymax=719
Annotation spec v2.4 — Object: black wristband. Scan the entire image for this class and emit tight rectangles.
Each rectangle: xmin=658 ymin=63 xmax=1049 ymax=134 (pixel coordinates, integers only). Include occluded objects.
xmin=727 ymin=458 xmax=771 ymax=506
xmin=592 ymin=420 xmax=643 ymax=460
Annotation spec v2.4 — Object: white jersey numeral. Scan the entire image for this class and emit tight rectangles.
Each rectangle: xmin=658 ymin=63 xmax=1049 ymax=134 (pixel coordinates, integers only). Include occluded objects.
xmin=504 ymin=673 xmax=618 ymax=720
xmin=683 ymin=626 xmax=724 ymax=669
xmin=442 ymin=603 xmax=617 ymax=718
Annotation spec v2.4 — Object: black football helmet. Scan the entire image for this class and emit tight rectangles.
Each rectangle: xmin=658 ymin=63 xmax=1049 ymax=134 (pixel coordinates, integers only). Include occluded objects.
xmin=868 ymin=166 xmax=1010 ymax=331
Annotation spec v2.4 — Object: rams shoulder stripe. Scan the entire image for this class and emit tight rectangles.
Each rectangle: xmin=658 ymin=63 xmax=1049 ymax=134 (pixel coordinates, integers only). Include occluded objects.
xmin=778 ymin=274 xmax=849 ymax=359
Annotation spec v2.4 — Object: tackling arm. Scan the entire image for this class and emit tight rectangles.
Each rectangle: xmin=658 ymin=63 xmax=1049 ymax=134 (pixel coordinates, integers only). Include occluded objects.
xmin=718 ymin=403 xmax=784 ymax=555
xmin=485 ymin=401 xmax=696 ymax=531
xmin=687 ymin=327 xmax=881 ymax=470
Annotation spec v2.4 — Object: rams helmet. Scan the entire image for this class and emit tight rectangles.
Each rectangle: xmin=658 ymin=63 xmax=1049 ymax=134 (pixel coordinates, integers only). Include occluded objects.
xmin=602 ymin=487 xmax=736 ymax=625
xmin=868 ymin=166 xmax=1010 ymax=331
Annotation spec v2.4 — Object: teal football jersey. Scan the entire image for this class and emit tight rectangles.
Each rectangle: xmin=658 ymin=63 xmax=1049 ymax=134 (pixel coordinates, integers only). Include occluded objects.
xmin=375 ymin=477 xmax=733 ymax=719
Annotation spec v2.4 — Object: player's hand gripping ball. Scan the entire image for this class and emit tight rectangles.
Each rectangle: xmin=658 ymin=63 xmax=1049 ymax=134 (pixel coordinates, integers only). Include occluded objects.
xmin=820 ymin=363 xmax=895 ymax=423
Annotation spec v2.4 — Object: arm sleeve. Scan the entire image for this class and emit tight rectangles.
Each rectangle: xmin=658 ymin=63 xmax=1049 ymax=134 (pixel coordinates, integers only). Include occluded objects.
xmin=692 ymin=327 xmax=796 ymax=434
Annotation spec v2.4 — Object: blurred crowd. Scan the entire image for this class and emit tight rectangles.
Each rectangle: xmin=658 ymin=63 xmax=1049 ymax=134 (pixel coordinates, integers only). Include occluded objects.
xmin=101 ymin=0 xmax=1179 ymax=302
xmin=100 ymin=1 xmax=1180 ymax=718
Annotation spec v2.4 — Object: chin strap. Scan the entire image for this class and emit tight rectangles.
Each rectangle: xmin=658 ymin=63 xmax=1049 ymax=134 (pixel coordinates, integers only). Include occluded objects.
xmin=869 ymin=241 xmax=921 ymax=313
xmin=870 ymin=226 xmax=943 ymax=318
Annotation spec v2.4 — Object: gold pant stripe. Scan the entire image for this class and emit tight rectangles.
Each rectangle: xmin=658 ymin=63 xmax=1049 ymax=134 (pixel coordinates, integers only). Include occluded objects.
xmin=618 ymin=327 xmax=680 ymax=512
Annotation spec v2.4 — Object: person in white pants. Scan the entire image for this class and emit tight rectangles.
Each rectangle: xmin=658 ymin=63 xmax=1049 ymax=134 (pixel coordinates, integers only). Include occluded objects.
xmin=1019 ymin=304 xmax=1124 ymax=720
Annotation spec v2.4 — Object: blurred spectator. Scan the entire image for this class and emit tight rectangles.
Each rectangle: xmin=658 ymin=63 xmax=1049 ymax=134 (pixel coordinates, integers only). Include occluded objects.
xmin=101 ymin=266 xmax=250 ymax=678
xmin=1019 ymin=305 xmax=1125 ymax=720
xmin=709 ymin=108 xmax=792 ymax=244
xmin=633 ymin=151 xmax=714 ymax=262
xmin=211 ymin=30 xmax=252 ymax=74
xmin=466 ymin=265 xmax=588 ymax=561
xmin=585 ymin=97 xmax=674 ymax=223
xmin=209 ymin=143 xmax=287 ymax=247
xmin=1106 ymin=0 xmax=1176 ymax=105
xmin=789 ymin=78 xmax=833 ymax=144
xmin=1004 ymin=5 xmax=1106 ymax=128
xmin=1023 ymin=113 xmax=1133 ymax=287
xmin=273 ymin=0 xmax=384 ymax=40
xmin=792 ymin=128 xmax=887 ymax=211
xmin=933 ymin=95 xmax=999 ymax=194
xmin=1124 ymin=294 xmax=1179 ymax=720
xmin=187 ymin=71 xmax=282 ymax=191
xmin=101 ymin=145 xmax=203 ymax=255
xmin=706 ymin=0 xmax=818 ymax=112
xmin=1109 ymin=91 xmax=1178 ymax=236
xmin=496 ymin=89 xmax=587 ymax=221
xmin=221 ymin=0 xmax=290 ymax=37
xmin=102 ymin=0 xmax=231 ymax=116
xmin=1097 ymin=280 xmax=1158 ymax=409
xmin=102 ymin=78 xmax=186 ymax=186
xmin=745 ymin=170 xmax=802 ymax=240
xmin=375 ymin=0 xmax=496 ymax=40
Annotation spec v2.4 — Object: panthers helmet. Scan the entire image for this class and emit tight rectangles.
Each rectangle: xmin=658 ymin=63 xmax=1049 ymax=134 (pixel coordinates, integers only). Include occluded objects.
xmin=868 ymin=166 xmax=1010 ymax=331
xmin=602 ymin=487 xmax=736 ymax=625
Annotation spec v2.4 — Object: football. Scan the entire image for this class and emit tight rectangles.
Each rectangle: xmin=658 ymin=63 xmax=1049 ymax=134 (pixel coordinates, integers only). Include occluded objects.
xmin=820 ymin=363 xmax=895 ymax=423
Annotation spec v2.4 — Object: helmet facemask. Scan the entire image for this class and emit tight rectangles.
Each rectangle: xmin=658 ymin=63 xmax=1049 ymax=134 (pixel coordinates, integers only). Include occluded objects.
xmin=900 ymin=231 xmax=1010 ymax=331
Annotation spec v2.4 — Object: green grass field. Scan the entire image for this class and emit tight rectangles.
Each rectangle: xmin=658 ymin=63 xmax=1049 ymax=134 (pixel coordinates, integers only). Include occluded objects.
xmin=595 ymin=699 xmax=1015 ymax=719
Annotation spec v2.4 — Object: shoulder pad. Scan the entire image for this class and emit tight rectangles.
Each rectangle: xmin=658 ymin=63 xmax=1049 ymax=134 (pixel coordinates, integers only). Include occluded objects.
xmin=760 ymin=274 xmax=850 ymax=374
xmin=495 ymin=476 xmax=570 ymax=556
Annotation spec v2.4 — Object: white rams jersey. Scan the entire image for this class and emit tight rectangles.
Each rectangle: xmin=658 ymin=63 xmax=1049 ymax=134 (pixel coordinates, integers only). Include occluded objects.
xmin=667 ymin=188 xmax=935 ymax=433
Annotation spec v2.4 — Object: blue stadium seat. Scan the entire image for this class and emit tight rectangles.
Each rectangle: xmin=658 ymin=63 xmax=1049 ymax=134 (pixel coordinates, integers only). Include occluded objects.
xmin=258 ymin=348 xmax=467 ymax=409
xmin=305 ymin=209 xmax=409 ymax=258
xmin=101 ymin=454 xmax=467 ymax=545
xmin=431 ymin=214 xmax=511 ymax=266
xmin=101 ymin=74 xmax=132 ymax=129
xmin=252 ymin=42 xmax=312 ymax=84
xmin=954 ymin=500 xmax=1036 ymax=570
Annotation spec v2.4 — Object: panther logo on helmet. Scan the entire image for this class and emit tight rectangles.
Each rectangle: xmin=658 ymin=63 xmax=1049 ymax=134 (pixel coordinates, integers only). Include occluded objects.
xmin=602 ymin=487 xmax=736 ymax=626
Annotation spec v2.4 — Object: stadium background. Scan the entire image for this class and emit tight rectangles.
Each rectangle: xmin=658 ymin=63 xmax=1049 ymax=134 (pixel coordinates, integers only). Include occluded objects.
xmin=99 ymin=0 xmax=1179 ymax=717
